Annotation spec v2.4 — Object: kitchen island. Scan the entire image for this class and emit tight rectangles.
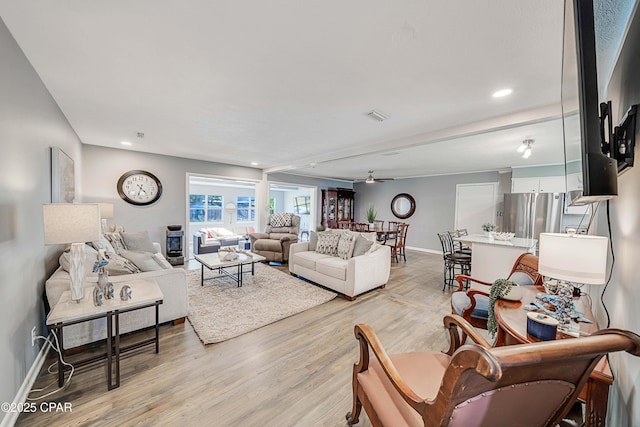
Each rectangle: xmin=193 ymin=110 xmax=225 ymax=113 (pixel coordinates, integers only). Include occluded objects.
xmin=454 ymin=234 xmax=536 ymax=282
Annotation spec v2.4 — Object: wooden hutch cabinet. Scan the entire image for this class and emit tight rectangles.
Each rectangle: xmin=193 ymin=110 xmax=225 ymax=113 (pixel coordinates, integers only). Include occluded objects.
xmin=322 ymin=188 xmax=355 ymax=229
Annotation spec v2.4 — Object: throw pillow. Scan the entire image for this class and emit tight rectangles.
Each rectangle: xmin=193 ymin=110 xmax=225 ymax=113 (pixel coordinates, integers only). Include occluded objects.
xmin=270 ymin=212 xmax=293 ymax=227
xmin=309 ymin=231 xmax=318 ymax=251
xmin=337 ymin=232 xmax=356 ymax=260
xmin=87 ymin=235 xmax=116 ymax=254
xmin=103 ymin=232 xmax=127 ymax=254
xmin=120 ymin=250 xmax=164 ymax=272
xmin=103 ymin=252 xmax=142 ymax=275
xmin=351 ymin=235 xmax=374 ymax=257
xmin=120 ymin=230 xmax=157 ymax=253
xmin=315 ymin=232 xmax=340 ymax=256
xmin=59 ymin=244 xmax=99 ymax=276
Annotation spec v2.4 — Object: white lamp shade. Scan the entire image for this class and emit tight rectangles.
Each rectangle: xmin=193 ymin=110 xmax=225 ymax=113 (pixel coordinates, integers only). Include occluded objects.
xmin=538 ymin=233 xmax=608 ymax=285
xmin=99 ymin=203 xmax=114 ymax=219
xmin=43 ymin=203 xmax=101 ymax=244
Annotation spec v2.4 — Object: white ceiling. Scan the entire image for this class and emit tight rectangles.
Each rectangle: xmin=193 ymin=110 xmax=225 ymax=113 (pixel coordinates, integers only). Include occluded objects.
xmin=1 ymin=1 xmax=578 ymax=181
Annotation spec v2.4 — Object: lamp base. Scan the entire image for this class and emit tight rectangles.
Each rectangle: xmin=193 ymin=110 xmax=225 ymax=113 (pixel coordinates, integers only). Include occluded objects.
xmin=69 ymin=242 xmax=86 ymax=303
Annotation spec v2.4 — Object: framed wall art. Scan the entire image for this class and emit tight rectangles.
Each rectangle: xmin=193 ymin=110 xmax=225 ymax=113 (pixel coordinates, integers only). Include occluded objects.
xmin=51 ymin=147 xmax=75 ymax=203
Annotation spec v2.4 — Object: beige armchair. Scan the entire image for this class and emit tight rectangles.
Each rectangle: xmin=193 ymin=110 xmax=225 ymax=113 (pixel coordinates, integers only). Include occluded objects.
xmin=249 ymin=213 xmax=300 ymax=262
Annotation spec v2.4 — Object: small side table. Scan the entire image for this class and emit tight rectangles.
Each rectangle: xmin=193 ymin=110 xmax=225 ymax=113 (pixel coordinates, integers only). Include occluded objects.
xmin=46 ymin=280 xmax=163 ymax=390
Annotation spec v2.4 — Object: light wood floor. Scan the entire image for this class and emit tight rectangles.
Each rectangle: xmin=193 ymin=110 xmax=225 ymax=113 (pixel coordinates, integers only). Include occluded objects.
xmin=18 ymin=251 xmax=456 ymax=427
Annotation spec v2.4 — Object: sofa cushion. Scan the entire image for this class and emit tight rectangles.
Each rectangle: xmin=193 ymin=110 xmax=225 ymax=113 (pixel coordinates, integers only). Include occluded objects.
xmin=337 ymin=232 xmax=356 ymax=260
xmin=270 ymin=212 xmax=293 ymax=227
xmin=87 ymin=235 xmax=116 ymax=254
xmin=293 ymin=251 xmax=333 ymax=271
xmin=120 ymin=230 xmax=157 ymax=253
xmin=316 ymin=232 xmax=340 ymax=256
xmin=316 ymin=256 xmax=348 ymax=281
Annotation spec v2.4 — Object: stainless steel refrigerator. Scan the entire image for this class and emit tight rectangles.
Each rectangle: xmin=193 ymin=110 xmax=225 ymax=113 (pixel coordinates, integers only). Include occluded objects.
xmin=502 ymin=193 xmax=564 ymax=242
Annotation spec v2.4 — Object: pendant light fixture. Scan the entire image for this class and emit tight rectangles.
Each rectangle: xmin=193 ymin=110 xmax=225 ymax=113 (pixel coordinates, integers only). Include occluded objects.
xmin=517 ymin=139 xmax=535 ymax=159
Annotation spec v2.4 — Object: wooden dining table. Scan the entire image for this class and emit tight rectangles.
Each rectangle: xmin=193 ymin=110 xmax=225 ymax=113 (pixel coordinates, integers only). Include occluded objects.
xmin=494 ymin=285 xmax=612 ymax=427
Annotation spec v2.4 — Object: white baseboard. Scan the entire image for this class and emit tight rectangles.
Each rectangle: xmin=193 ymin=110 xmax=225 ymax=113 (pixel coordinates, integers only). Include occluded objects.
xmin=1 ymin=335 xmax=51 ymax=427
xmin=406 ymin=246 xmax=441 ymax=255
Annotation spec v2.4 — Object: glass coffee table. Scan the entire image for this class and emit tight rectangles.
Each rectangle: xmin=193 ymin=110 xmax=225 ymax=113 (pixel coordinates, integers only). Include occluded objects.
xmin=194 ymin=251 xmax=266 ymax=287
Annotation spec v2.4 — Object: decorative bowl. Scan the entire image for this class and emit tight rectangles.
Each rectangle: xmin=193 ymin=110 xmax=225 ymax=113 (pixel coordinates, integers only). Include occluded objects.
xmin=494 ymin=232 xmax=515 ymax=241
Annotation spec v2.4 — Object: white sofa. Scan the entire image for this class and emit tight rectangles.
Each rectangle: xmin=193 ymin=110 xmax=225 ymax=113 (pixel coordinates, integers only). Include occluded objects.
xmin=45 ymin=243 xmax=188 ymax=349
xmin=288 ymin=231 xmax=391 ymax=300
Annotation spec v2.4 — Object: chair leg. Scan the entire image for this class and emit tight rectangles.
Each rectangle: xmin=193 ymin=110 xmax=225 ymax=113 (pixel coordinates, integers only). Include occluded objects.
xmin=346 ymin=377 xmax=363 ymax=425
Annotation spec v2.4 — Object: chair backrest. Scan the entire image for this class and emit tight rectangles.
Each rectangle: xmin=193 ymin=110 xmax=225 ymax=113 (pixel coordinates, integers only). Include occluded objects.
xmin=337 ymin=220 xmax=351 ymax=230
xmin=429 ymin=327 xmax=640 ymax=426
xmin=391 ymin=223 xmax=408 ymax=249
xmin=353 ymin=223 xmax=370 ymax=232
xmin=373 ymin=220 xmax=384 ymax=231
xmin=265 ymin=213 xmax=300 ymax=235
xmin=437 ymin=231 xmax=454 ymax=257
xmin=508 ymin=253 xmax=543 ymax=286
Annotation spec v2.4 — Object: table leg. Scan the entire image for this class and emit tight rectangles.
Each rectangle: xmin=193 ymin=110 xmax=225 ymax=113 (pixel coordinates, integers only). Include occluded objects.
xmin=238 ymin=262 xmax=242 ymax=287
xmin=155 ymin=304 xmax=160 ymax=354
xmin=114 ymin=311 xmax=120 ymax=389
xmin=201 ymin=264 xmax=204 ymax=286
xmin=107 ymin=312 xmax=113 ymax=390
xmin=251 ymin=261 xmax=255 ymax=275
xmin=56 ymin=326 xmax=64 ymax=387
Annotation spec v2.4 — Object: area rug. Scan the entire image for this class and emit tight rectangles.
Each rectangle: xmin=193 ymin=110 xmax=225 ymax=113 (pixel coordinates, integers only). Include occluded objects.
xmin=186 ymin=263 xmax=337 ymax=344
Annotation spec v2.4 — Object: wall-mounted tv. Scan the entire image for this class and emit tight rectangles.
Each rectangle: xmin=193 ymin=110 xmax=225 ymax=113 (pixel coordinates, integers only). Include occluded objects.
xmin=562 ymin=0 xmax=618 ymax=206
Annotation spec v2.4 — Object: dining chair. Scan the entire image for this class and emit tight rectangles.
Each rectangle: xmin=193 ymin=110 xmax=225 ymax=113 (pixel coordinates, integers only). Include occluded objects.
xmin=389 ymin=223 xmax=409 ymax=262
xmin=437 ymin=232 xmax=471 ymax=290
xmin=338 ymin=220 xmax=352 ymax=230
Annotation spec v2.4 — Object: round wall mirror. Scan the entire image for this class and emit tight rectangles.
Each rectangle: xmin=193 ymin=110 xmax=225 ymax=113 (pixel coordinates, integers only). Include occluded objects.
xmin=391 ymin=193 xmax=416 ymax=219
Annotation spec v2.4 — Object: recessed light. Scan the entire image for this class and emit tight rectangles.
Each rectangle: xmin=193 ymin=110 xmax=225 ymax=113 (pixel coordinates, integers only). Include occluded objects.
xmin=492 ymin=88 xmax=513 ymax=98
xmin=121 ymin=141 xmax=132 ymax=146
xmin=251 ymin=162 xmax=258 ymax=166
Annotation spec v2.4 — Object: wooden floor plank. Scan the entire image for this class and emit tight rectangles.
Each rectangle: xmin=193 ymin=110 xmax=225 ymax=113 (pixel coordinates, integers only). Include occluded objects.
xmin=18 ymin=251 xmax=457 ymax=427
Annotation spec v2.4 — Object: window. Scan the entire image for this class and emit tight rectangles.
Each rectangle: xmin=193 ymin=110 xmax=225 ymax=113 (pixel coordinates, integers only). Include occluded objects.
xmin=294 ymin=196 xmax=310 ymax=215
xmin=207 ymin=195 xmax=222 ymax=221
xmin=269 ymin=198 xmax=276 ymax=215
xmin=190 ymin=194 xmax=223 ymax=223
xmin=189 ymin=195 xmax=205 ymax=222
xmin=237 ymin=196 xmax=255 ymax=221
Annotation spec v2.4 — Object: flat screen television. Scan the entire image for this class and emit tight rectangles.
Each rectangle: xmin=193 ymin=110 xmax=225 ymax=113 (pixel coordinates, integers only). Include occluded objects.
xmin=561 ymin=0 xmax=618 ymax=206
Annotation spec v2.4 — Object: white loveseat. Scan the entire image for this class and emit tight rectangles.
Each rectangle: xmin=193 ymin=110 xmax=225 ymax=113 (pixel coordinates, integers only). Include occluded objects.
xmin=45 ymin=241 xmax=188 ymax=349
xmin=288 ymin=230 xmax=391 ymax=300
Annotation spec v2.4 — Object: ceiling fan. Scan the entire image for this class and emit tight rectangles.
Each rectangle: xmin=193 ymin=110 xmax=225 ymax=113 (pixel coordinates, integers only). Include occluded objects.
xmin=356 ymin=170 xmax=395 ymax=184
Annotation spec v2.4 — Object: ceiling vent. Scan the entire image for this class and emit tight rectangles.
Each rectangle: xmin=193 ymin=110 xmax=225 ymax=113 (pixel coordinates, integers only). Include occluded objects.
xmin=366 ymin=110 xmax=388 ymax=122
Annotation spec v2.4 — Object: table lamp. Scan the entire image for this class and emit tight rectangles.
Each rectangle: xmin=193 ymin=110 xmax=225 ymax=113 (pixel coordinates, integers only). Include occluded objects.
xmin=43 ymin=204 xmax=101 ymax=302
xmin=538 ymin=232 xmax=608 ymax=327
xmin=99 ymin=203 xmax=114 ymax=234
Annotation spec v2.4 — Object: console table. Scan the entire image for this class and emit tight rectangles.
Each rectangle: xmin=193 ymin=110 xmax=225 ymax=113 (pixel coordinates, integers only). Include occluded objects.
xmin=494 ymin=285 xmax=612 ymax=427
xmin=46 ymin=280 xmax=163 ymax=390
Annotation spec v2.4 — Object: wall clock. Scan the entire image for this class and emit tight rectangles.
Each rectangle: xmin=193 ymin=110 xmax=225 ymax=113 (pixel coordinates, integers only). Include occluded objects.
xmin=117 ymin=170 xmax=163 ymax=206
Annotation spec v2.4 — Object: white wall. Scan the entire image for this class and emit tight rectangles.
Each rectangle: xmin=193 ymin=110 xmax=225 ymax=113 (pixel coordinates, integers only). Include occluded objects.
xmin=81 ymin=145 xmax=262 ymax=255
xmin=0 ymin=18 xmax=84 ymax=422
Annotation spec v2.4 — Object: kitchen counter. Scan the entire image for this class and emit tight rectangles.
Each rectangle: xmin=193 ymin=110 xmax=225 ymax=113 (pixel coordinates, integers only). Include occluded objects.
xmin=454 ymin=234 xmax=536 ymax=282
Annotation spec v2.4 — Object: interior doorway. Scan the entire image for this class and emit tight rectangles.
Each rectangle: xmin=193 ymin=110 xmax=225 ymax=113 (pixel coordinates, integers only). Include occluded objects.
xmin=268 ymin=182 xmax=316 ymax=241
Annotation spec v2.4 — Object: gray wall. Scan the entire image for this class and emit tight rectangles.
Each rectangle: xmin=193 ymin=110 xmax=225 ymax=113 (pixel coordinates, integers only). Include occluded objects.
xmin=82 ymin=145 xmax=262 ymax=255
xmin=0 ymin=18 xmax=84 ymax=419
xmin=594 ymin=2 xmax=640 ymax=424
xmin=354 ymin=171 xmax=500 ymax=252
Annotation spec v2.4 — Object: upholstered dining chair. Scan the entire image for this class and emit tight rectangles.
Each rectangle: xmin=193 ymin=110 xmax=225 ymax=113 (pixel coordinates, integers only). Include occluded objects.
xmin=437 ymin=232 xmax=471 ymax=290
xmin=450 ymin=252 xmax=542 ymax=330
xmin=346 ymin=315 xmax=640 ymax=427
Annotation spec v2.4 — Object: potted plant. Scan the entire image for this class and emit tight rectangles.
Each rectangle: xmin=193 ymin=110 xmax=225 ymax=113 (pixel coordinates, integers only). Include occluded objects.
xmin=365 ymin=206 xmax=377 ymax=226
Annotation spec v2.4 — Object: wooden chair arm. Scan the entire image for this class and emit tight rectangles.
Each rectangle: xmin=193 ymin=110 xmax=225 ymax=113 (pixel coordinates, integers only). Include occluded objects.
xmin=454 ymin=275 xmax=492 ymax=291
xmin=443 ymin=315 xmax=492 ymax=355
xmin=353 ymin=324 xmax=426 ymax=414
